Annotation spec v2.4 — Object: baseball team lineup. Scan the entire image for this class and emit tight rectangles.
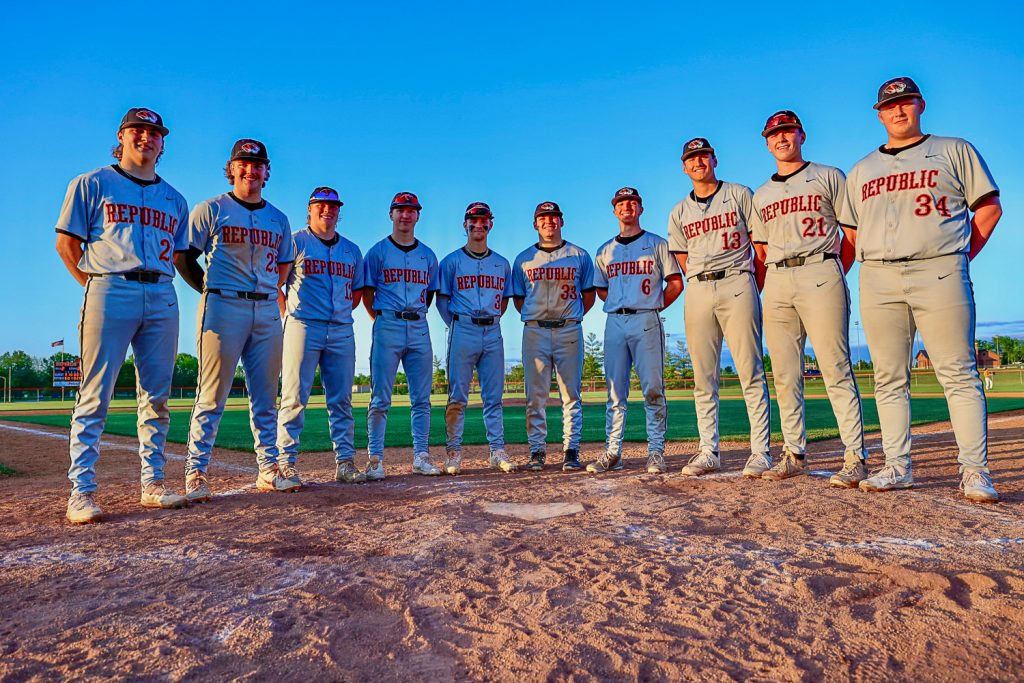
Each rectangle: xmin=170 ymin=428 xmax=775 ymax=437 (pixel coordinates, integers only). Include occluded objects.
xmin=54 ymin=75 xmax=1004 ymax=525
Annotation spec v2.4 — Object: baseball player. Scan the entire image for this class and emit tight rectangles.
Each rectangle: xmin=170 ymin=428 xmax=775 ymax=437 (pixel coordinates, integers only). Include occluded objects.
xmin=276 ymin=187 xmax=367 ymax=486
xmin=588 ymin=188 xmax=682 ymax=475
xmin=437 ymin=202 xmax=516 ymax=475
xmin=56 ymin=107 xmax=190 ymax=523
xmin=750 ymin=111 xmax=869 ymax=486
xmin=362 ymin=192 xmax=440 ymax=478
xmin=667 ymin=138 xmax=772 ymax=477
xmin=175 ymin=139 xmax=295 ymax=500
xmin=513 ymin=202 xmax=596 ymax=472
xmin=838 ymin=76 xmax=1003 ymax=502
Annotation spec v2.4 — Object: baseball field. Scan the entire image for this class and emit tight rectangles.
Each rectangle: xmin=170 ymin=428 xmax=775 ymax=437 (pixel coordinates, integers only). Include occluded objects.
xmin=1 ymin=398 xmax=1023 ymax=680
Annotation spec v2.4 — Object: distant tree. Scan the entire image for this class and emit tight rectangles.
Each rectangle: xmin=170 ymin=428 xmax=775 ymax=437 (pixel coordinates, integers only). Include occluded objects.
xmin=353 ymin=373 xmax=371 ymax=385
xmin=116 ymin=356 xmax=136 ymax=388
xmin=172 ymin=353 xmax=199 ymax=386
xmin=665 ymin=340 xmax=691 ymax=378
xmin=583 ymin=333 xmax=604 ymax=380
xmin=506 ymin=364 xmax=525 ymax=383
xmin=762 ymin=353 xmax=772 ymax=373
xmin=722 ymin=366 xmax=735 ymax=375
xmin=432 ymin=355 xmax=447 ymax=386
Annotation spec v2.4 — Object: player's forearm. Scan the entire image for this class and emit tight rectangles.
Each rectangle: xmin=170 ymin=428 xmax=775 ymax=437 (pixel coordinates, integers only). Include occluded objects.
xmin=673 ymin=253 xmax=688 ymax=276
xmin=277 ymin=291 xmax=287 ymax=316
xmin=839 ymin=227 xmax=857 ymax=273
xmin=582 ymin=291 xmax=596 ymax=314
xmin=968 ymin=198 xmax=1003 ymax=261
xmin=55 ymin=237 xmax=88 ymax=286
xmin=362 ymin=288 xmax=377 ymax=319
xmin=661 ymin=277 xmax=683 ymax=310
xmin=436 ymin=295 xmax=453 ymax=326
xmin=513 ymin=297 xmax=524 ymax=313
xmin=425 ymin=291 xmax=435 ymax=309
xmin=173 ymin=251 xmax=206 ymax=293
xmin=753 ymin=257 xmax=766 ymax=293
xmin=596 ymin=288 xmax=608 ymax=302
xmin=351 ymin=289 xmax=363 ymax=310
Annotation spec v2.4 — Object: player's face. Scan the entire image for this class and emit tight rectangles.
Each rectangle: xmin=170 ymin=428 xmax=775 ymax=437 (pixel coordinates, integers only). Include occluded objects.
xmin=877 ymin=97 xmax=925 ymax=138
xmin=390 ymin=207 xmax=420 ymax=233
xmin=766 ymin=128 xmax=804 ymax=163
xmin=534 ymin=214 xmax=563 ymax=242
xmin=613 ymin=199 xmax=643 ymax=225
xmin=230 ymin=161 xmax=269 ymax=193
xmin=118 ymin=126 xmax=163 ymax=165
xmin=683 ymin=153 xmax=716 ymax=183
xmin=308 ymin=202 xmax=340 ymax=232
xmin=464 ymin=216 xmax=492 ymax=238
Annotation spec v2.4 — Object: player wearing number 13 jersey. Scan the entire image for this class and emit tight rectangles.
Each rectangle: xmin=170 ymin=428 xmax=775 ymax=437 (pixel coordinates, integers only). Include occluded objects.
xmin=667 ymin=138 xmax=771 ymax=478
xmin=838 ymin=76 xmax=1002 ymax=502
xmin=177 ymin=139 xmax=295 ymax=500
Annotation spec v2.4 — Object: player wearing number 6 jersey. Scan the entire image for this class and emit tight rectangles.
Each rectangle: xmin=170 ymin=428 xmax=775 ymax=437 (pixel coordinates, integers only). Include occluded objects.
xmin=437 ymin=202 xmax=516 ymax=475
xmin=277 ymin=187 xmax=366 ymax=487
xmin=750 ymin=111 xmax=869 ymax=486
xmin=513 ymin=202 xmax=596 ymax=472
xmin=56 ymin=108 xmax=190 ymax=523
xmin=667 ymin=138 xmax=772 ymax=478
xmin=838 ymin=76 xmax=1003 ymax=502
xmin=176 ymin=139 xmax=295 ymax=500
xmin=588 ymin=188 xmax=682 ymax=475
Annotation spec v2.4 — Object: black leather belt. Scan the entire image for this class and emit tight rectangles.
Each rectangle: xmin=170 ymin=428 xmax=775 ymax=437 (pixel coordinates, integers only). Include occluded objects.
xmin=207 ymin=289 xmax=270 ymax=301
xmin=94 ymin=271 xmax=163 ymax=283
xmin=881 ymin=257 xmax=917 ymax=263
xmin=610 ymin=308 xmax=654 ymax=315
xmin=775 ymin=253 xmax=839 ymax=269
xmin=393 ymin=311 xmax=421 ymax=320
xmin=694 ymin=270 xmax=728 ymax=282
xmin=453 ymin=314 xmax=495 ymax=326
xmin=530 ymin=319 xmax=569 ymax=329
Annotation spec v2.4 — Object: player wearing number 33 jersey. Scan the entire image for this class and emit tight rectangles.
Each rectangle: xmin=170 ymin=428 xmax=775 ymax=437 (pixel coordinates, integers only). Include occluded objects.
xmin=177 ymin=139 xmax=295 ymax=499
xmin=57 ymin=107 xmax=190 ymax=523
xmin=667 ymin=138 xmax=772 ymax=478
xmin=838 ymin=76 xmax=1002 ymax=502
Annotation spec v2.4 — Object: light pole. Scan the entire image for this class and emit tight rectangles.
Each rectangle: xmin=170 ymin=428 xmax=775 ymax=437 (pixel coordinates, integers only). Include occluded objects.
xmin=854 ymin=320 xmax=861 ymax=370
xmin=0 ymin=375 xmax=6 ymax=405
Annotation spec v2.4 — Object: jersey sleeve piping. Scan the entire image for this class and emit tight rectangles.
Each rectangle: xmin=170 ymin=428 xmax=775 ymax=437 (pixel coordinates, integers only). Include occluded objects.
xmin=55 ymin=229 xmax=86 ymax=241
xmin=969 ymin=190 xmax=1000 ymax=212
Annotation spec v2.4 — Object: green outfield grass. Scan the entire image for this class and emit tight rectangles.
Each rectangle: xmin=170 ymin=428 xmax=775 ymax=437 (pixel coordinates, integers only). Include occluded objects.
xmin=6 ymin=396 xmax=1024 ymax=453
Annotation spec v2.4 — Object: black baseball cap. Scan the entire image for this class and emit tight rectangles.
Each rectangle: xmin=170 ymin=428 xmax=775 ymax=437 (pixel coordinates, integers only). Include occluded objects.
xmin=534 ymin=201 xmax=563 ymax=218
xmin=308 ymin=186 xmax=343 ymax=206
xmin=465 ymin=201 xmax=493 ymax=219
xmin=611 ymin=187 xmax=642 ymax=206
xmin=119 ymin=107 xmax=169 ymax=136
xmin=762 ymin=110 xmax=803 ymax=137
xmin=390 ymin=191 xmax=422 ymax=210
xmin=230 ymin=139 xmax=269 ymax=163
xmin=681 ymin=137 xmax=715 ymax=161
xmin=874 ymin=76 xmax=923 ymax=110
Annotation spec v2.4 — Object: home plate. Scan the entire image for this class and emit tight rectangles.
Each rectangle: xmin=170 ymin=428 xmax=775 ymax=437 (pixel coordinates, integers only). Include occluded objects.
xmin=483 ymin=501 xmax=586 ymax=521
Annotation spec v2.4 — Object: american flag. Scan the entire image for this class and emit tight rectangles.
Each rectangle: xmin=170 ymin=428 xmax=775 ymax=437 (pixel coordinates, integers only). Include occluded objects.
xmin=51 ymin=339 xmax=64 ymax=347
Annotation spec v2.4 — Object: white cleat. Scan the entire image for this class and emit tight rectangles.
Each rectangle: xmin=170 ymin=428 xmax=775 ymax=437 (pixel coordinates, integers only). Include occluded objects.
xmin=681 ymin=451 xmax=720 ymax=477
xmin=489 ymin=448 xmax=517 ymax=473
xmin=413 ymin=452 xmax=442 ymax=476
xmin=185 ymin=471 xmax=211 ymax=503
xmin=365 ymin=457 xmax=386 ymax=482
xmin=858 ymin=464 xmax=914 ymax=492
xmin=66 ymin=492 xmax=102 ymax=524
xmin=961 ymin=469 xmax=999 ymax=503
xmin=445 ymin=450 xmax=463 ymax=475
xmin=742 ymin=452 xmax=773 ymax=478
xmin=140 ymin=481 xmax=188 ymax=509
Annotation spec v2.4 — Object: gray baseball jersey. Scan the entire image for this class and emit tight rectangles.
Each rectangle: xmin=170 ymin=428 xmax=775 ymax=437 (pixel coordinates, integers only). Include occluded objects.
xmin=751 ymin=161 xmax=846 ymax=263
xmin=666 ymin=181 xmax=757 ymax=276
xmin=56 ymin=164 xmax=190 ymax=277
xmin=594 ymin=230 xmax=680 ymax=457
xmin=593 ymin=230 xmax=680 ymax=310
xmin=840 ymin=134 xmax=999 ymax=473
xmin=512 ymin=241 xmax=595 ymax=321
xmin=439 ymin=248 xmax=514 ymax=453
xmin=752 ymin=161 xmax=866 ymax=462
xmin=285 ymin=229 xmax=364 ymax=324
xmin=838 ymin=135 xmax=999 ymax=261
xmin=188 ymin=193 xmax=294 ymax=294
xmin=56 ymin=164 xmax=189 ymax=495
xmin=363 ymin=237 xmax=439 ymax=313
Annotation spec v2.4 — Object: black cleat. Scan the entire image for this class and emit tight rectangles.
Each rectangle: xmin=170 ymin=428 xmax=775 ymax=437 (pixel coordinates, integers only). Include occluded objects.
xmin=525 ymin=451 xmax=546 ymax=472
xmin=562 ymin=449 xmax=583 ymax=471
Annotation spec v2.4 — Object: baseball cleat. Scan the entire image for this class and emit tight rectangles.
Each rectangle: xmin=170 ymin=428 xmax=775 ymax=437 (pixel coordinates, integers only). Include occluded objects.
xmin=761 ymin=450 xmax=805 ymax=481
xmin=681 ymin=451 xmax=720 ymax=476
xmin=336 ymin=460 xmax=367 ymax=484
xmin=412 ymin=452 xmax=443 ymax=476
xmin=742 ymin=452 xmax=773 ymax=478
xmin=140 ymin=482 xmax=188 ymax=509
xmin=961 ymin=470 xmax=999 ymax=503
xmin=445 ymin=450 xmax=463 ymax=475
xmin=278 ymin=464 xmax=303 ymax=490
xmin=829 ymin=457 xmax=868 ymax=489
xmin=365 ymin=457 xmax=386 ymax=482
xmin=586 ymin=452 xmax=621 ymax=474
xmin=256 ymin=466 xmax=301 ymax=493
xmin=646 ymin=452 xmax=667 ymax=474
xmin=858 ymin=464 xmax=913 ymax=492
xmin=66 ymin=492 xmax=102 ymax=524
xmin=561 ymin=449 xmax=583 ymax=472
xmin=489 ymin=449 xmax=517 ymax=473
xmin=185 ymin=471 xmax=212 ymax=503
xmin=525 ymin=451 xmax=546 ymax=472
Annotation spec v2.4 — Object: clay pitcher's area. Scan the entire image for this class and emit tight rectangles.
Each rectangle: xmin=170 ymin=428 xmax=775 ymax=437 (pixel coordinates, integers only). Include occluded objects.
xmin=1 ymin=415 xmax=1023 ymax=681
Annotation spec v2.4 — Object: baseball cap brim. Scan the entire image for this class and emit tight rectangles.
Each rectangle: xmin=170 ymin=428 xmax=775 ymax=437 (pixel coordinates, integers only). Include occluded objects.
xmin=681 ymin=147 xmax=715 ymax=161
xmin=761 ymin=123 xmax=802 ymax=138
xmin=120 ymin=121 xmax=169 ymax=137
xmin=309 ymin=199 xmax=344 ymax=206
xmin=611 ymin=195 xmax=642 ymax=206
xmin=873 ymin=93 xmax=923 ymax=110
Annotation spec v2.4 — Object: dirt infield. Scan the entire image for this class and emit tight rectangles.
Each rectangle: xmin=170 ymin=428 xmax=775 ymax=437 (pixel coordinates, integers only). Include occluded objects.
xmin=1 ymin=416 xmax=1023 ymax=681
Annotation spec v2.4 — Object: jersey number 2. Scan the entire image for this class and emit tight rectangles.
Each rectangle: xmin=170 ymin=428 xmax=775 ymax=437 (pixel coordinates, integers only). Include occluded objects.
xmin=158 ymin=238 xmax=172 ymax=262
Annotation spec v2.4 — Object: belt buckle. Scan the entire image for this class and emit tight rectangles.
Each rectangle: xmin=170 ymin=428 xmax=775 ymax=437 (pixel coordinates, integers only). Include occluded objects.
xmin=538 ymin=320 xmax=566 ymax=329
xmin=782 ymin=257 xmax=804 ymax=268
xmin=397 ymin=311 xmax=419 ymax=321
xmin=473 ymin=317 xmax=494 ymax=326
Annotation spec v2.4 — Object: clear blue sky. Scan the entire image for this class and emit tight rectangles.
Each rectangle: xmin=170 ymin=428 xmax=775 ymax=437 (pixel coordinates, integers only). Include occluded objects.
xmin=3 ymin=2 xmax=1022 ymax=373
